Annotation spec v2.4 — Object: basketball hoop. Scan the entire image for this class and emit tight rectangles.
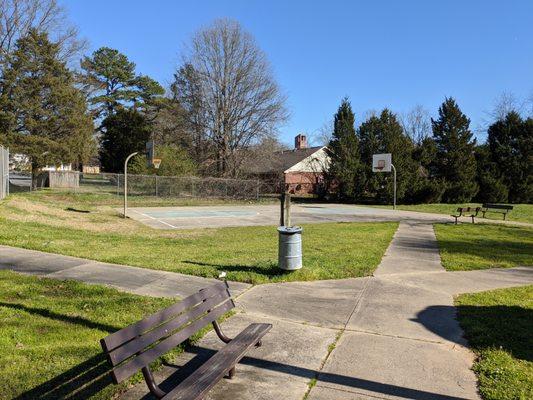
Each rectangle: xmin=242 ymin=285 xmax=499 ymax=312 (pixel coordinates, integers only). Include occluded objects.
xmin=372 ymin=154 xmax=391 ymax=173
xmin=152 ymin=158 xmax=162 ymax=169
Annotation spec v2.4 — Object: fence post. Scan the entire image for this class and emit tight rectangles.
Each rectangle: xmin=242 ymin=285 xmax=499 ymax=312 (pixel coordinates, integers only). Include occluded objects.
xmin=155 ymin=175 xmax=158 ymax=197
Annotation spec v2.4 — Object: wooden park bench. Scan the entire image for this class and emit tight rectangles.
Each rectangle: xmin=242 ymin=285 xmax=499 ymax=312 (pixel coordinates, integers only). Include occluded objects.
xmin=100 ymin=281 xmax=271 ymax=400
xmin=481 ymin=203 xmax=514 ymax=220
xmin=451 ymin=207 xmax=480 ymax=224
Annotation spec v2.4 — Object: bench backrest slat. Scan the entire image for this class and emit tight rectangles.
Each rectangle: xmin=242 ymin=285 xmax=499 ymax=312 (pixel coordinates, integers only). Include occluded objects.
xmin=456 ymin=207 xmax=481 ymax=213
xmin=111 ymin=299 xmax=233 ymax=383
xmin=107 ymin=291 xmax=229 ymax=366
xmin=102 ymin=281 xmax=227 ymax=352
xmin=100 ymin=281 xmax=235 ymax=384
xmin=482 ymin=203 xmax=513 ymax=210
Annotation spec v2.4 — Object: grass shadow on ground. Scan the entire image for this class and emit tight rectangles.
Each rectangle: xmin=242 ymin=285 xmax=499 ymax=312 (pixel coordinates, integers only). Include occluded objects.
xmin=0 ymin=302 xmax=119 ymax=333
xmin=415 ymin=304 xmax=532 ymax=362
xmin=0 ymin=270 xmax=174 ymax=400
xmin=13 ymin=353 xmax=113 ymax=400
xmin=454 ymin=286 xmax=533 ymax=400
xmin=2 ymin=301 xmax=117 ymax=400
xmin=456 ymin=304 xmax=532 ymax=362
xmin=181 ymin=260 xmax=287 ymax=279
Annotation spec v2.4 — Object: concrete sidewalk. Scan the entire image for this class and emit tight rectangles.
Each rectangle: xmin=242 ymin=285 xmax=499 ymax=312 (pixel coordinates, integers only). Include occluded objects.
xmin=0 ymin=245 xmax=251 ymax=298
xmin=1 ymin=229 xmax=532 ymax=400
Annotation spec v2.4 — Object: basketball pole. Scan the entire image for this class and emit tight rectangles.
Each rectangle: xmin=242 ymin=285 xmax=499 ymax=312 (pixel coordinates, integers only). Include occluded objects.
xmin=123 ymin=152 xmax=139 ymax=218
xmin=391 ymin=163 xmax=397 ymax=210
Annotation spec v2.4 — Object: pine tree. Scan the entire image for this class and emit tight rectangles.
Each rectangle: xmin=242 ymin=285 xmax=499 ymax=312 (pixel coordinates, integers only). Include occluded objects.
xmin=0 ymin=29 xmax=94 ymax=179
xmin=326 ymin=98 xmax=362 ymax=200
xmin=80 ymin=47 xmax=164 ymax=123
xmin=100 ymin=109 xmax=152 ymax=172
xmin=358 ymin=109 xmax=417 ymax=203
xmin=431 ymin=97 xmax=478 ymax=202
xmin=474 ymin=144 xmax=509 ymax=202
xmin=487 ymin=112 xmax=532 ymax=203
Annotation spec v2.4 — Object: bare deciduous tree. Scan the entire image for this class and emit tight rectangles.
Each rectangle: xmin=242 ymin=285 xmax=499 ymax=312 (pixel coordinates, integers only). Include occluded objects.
xmin=172 ymin=19 xmax=288 ymax=177
xmin=401 ymin=105 xmax=431 ymax=144
xmin=0 ymin=0 xmax=85 ymax=68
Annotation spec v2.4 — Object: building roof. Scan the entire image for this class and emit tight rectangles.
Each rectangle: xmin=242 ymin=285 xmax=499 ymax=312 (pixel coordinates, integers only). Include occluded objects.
xmin=248 ymin=146 xmax=325 ymax=174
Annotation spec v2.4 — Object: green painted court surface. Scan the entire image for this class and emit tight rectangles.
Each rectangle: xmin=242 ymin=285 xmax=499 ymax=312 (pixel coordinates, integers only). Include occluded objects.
xmin=144 ymin=209 xmax=257 ymax=218
xmin=127 ymin=204 xmax=450 ymax=229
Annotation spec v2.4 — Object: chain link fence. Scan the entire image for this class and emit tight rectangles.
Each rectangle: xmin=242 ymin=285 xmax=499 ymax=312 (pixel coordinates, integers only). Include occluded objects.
xmin=0 ymin=146 xmax=9 ymax=199
xmin=76 ymin=173 xmax=273 ymax=200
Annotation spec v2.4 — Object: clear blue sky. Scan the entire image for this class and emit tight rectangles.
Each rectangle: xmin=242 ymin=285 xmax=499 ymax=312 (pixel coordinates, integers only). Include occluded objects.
xmin=64 ymin=0 xmax=532 ymax=145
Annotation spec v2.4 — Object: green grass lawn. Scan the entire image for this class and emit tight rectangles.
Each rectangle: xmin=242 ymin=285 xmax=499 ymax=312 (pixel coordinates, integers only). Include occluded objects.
xmin=434 ymin=223 xmax=533 ymax=271
xmin=455 ymin=286 xmax=533 ymax=400
xmin=21 ymin=188 xmax=277 ymax=208
xmin=0 ymin=193 xmax=398 ymax=283
xmin=370 ymin=203 xmax=533 ymax=224
xmin=0 ymin=270 xmax=177 ymax=400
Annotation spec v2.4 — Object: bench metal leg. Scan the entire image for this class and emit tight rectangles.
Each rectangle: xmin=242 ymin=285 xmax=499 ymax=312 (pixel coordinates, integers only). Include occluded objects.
xmin=142 ymin=367 xmax=167 ymax=399
xmin=471 ymin=215 xmax=475 ymax=224
xmin=227 ymin=366 xmax=236 ymax=379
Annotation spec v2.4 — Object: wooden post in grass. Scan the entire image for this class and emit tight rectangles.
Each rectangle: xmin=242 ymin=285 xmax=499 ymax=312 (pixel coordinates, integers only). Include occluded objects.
xmin=283 ymin=193 xmax=291 ymax=227
xmin=280 ymin=193 xmax=285 ymax=226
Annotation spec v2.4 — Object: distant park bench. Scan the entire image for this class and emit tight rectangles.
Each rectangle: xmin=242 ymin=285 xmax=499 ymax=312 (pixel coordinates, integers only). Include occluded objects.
xmin=451 ymin=207 xmax=480 ymax=224
xmin=481 ymin=203 xmax=514 ymax=220
xmin=100 ymin=281 xmax=271 ymax=400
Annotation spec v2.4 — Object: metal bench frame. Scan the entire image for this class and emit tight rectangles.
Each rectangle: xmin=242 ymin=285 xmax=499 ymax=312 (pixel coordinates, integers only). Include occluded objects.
xmin=481 ymin=203 xmax=513 ymax=220
xmin=451 ymin=207 xmax=480 ymax=224
xmin=100 ymin=281 xmax=271 ymax=400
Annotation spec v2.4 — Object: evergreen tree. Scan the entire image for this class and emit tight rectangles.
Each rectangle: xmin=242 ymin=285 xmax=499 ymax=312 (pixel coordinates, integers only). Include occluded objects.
xmin=79 ymin=47 xmax=164 ymax=123
xmin=100 ymin=109 xmax=152 ymax=172
xmin=326 ymin=98 xmax=362 ymax=200
xmin=487 ymin=112 xmax=532 ymax=203
xmin=474 ymin=144 xmax=509 ymax=202
xmin=431 ymin=97 xmax=478 ymax=202
xmin=0 ymin=29 xmax=94 ymax=180
xmin=358 ymin=109 xmax=417 ymax=203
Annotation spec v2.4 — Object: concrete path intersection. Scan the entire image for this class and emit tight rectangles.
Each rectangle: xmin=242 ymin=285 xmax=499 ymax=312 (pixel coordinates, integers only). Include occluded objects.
xmin=0 ymin=219 xmax=532 ymax=399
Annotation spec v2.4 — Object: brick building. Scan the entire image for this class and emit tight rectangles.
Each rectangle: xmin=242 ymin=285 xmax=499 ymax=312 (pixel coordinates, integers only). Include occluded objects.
xmin=249 ymin=134 xmax=330 ymax=195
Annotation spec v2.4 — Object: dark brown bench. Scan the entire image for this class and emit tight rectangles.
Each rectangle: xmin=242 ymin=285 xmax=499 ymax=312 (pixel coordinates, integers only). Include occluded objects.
xmin=481 ymin=203 xmax=513 ymax=220
xmin=100 ymin=281 xmax=271 ymax=400
xmin=451 ymin=207 xmax=480 ymax=224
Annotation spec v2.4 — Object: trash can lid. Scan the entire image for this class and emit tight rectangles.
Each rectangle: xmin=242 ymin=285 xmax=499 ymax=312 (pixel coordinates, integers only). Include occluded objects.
xmin=277 ymin=226 xmax=303 ymax=234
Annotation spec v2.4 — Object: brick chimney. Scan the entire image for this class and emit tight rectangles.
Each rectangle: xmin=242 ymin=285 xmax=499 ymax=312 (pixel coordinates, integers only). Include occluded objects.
xmin=295 ymin=134 xmax=308 ymax=150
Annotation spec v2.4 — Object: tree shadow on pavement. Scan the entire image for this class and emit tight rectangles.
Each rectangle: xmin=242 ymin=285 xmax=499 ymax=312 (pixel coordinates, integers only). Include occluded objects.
xmin=138 ymin=344 xmax=472 ymax=400
xmin=415 ymin=304 xmax=532 ymax=362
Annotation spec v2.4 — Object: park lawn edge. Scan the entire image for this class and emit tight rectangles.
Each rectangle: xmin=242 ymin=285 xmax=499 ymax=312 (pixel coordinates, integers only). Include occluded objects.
xmin=454 ymin=286 xmax=533 ymax=400
xmin=0 ymin=213 xmax=398 ymax=284
xmin=434 ymin=222 xmax=533 ymax=272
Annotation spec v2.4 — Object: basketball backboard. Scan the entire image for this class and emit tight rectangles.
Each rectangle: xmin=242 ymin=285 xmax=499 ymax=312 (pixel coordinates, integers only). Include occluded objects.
xmin=372 ymin=153 xmax=392 ymax=173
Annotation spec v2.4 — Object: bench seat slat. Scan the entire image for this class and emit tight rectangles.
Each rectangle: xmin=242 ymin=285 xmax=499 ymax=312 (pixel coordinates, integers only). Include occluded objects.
xmin=103 ymin=281 xmax=227 ymax=352
xmin=111 ymin=300 xmax=233 ymax=384
xmin=162 ymin=323 xmax=272 ymax=400
xmin=108 ymin=292 xmax=230 ymax=366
